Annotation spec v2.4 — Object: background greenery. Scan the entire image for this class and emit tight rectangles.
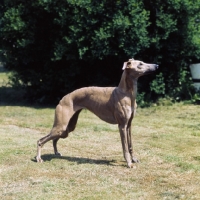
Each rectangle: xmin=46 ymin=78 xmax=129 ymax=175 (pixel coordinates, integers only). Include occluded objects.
xmin=1 ymin=0 xmax=200 ymax=104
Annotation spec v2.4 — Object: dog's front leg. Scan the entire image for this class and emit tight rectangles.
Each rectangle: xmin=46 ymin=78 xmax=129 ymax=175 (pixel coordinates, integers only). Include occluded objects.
xmin=127 ymin=125 xmax=139 ymax=163
xmin=127 ymin=112 xmax=139 ymax=163
xmin=118 ymin=124 xmax=133 ymax=168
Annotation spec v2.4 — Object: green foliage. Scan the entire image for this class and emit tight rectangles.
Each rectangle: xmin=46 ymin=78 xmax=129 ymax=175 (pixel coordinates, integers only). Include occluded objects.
xmin=150 ymin=73 xmax=165 ymax=95
xmin=136 ymin=92 xmax=149 ymax=108
xmin=0 ymin=0 xmax=150 ymax=103
xmin=138 ymin=0 xmax=200 ymax=102
xmin=1 ymin=0 xmax=200 ymax=104
xmin=191 ymin=91 xmax=200 ymax=104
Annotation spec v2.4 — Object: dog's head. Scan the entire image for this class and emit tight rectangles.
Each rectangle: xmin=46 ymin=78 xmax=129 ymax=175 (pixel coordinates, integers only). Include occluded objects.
xmin=122 ymin=58 xmax=158 ymax=78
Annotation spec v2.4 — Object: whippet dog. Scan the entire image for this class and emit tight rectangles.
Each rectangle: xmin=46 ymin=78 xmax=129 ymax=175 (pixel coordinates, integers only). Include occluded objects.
xmin=36 ymin=59 xmax=158 ymax=168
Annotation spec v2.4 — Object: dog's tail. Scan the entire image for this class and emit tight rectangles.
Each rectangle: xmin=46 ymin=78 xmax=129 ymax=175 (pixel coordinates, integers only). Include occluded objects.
xmin=67 ymin=109 xmax=82 ymax=133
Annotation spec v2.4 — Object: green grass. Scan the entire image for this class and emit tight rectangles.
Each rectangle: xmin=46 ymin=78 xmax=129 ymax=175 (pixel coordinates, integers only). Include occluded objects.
xmin=0 ymin=70 xmax=200 ymax=199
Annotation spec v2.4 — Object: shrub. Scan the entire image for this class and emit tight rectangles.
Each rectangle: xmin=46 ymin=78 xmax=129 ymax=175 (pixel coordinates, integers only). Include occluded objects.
xmin=1 ymin=0 xmax=200 ymax=104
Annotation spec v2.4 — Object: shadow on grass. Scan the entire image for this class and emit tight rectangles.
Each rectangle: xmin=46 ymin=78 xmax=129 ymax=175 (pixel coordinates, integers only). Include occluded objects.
xmin=32 ymin=154 xmax=123 ymax=167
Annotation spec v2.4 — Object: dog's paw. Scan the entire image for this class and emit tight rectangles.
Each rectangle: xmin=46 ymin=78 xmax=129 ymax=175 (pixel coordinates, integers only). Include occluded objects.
xmin=132 ymin=157 xmax=139 ymax=163
xmin=36 ymin=156 xmax=43 ymax=163
xmin=127 ymin=163 xmax=136 ymax=168
xmin=55 ymin=152 xmax=62 ymax=156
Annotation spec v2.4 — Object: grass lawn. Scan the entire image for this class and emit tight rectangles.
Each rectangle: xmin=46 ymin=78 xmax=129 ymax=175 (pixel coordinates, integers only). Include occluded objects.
xmin=0 ymin=69 xmax=200 ymax=199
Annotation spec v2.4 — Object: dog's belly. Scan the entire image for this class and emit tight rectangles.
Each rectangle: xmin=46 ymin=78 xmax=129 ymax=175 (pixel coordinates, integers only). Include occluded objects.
xmin=71 ymin=87 xmax=118 ymax=124
xmin=88 ymin=107 xmax=117 ymax=124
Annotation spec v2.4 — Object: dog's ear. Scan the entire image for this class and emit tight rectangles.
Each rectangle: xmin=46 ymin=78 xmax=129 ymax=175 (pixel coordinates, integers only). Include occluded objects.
xmin=122 ymin=61 xmax=132 ymax=70
xmin=122 ymin=62 xmax=127 ymax=70
xmin=122 ymin=58 xmax=134 ymax=70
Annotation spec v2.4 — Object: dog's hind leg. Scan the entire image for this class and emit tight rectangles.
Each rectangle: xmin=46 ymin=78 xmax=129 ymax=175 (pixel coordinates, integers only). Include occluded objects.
xmin=53 ymin=138 xmax=62 ymax=156
xmin=36 ymin=132 xmax=60 ymax=162
xmin=36 ymin=104 xmax=70 ymax=162
xmin=67 ymin=109 xmax=82 ymax=133
xmin=37 ymin=124 xmax=69 ymax=162
xmin=52 ymin=109 xmax=82 ymax=157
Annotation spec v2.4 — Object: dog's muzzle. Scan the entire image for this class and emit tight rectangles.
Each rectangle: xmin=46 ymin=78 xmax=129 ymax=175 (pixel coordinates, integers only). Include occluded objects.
xmin=149 ymin=64 xmax=159 ymax=72
xmin=155 ymin=64 xmax=159 ymax=69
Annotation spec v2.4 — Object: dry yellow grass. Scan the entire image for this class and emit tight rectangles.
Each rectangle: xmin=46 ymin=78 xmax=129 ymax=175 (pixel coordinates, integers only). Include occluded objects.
xmin=0 ymin=103 xmax=200 ymax=199
xmin=0 ymin=68 xmax=200 ymax=199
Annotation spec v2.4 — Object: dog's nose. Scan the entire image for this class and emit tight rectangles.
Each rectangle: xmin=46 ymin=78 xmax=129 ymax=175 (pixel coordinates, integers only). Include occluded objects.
xmin=155 ymin=64 xmax=159 ymax=69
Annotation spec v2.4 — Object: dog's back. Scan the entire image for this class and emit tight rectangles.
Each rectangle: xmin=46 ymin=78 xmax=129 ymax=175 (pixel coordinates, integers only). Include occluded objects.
xmin=60 ymin=87 xmax=117 ymax=124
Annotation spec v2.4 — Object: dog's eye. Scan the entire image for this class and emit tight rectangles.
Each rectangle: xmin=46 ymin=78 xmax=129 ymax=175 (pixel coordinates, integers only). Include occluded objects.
xmin=137 ymin=63 xmax=143 ymax=69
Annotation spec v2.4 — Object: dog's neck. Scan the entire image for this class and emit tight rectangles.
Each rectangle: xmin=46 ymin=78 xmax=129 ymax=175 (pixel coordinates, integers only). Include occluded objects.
xmin=118 ymin=70 xmax=138 ymax=97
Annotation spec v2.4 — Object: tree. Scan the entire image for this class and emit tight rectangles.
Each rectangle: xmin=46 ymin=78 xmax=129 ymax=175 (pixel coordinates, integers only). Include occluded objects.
xmin=139 ymin=0 xmax=200 ymax=100
xmin=1 ymin=0 xmax=200 ymax=104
